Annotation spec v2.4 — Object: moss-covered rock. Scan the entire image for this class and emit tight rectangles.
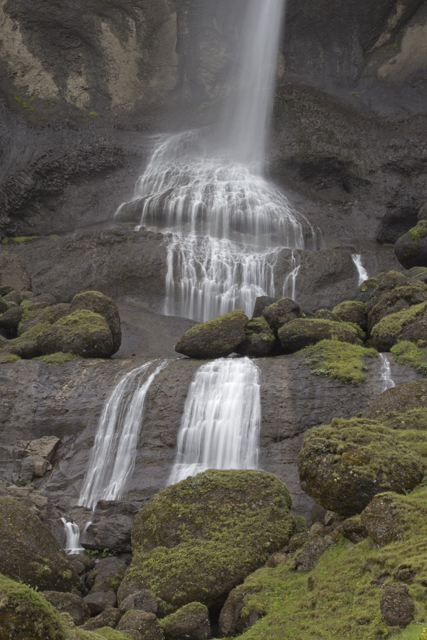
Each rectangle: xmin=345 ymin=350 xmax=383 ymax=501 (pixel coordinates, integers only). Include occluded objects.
xmin=0 ymin=305 xmax=24 ymax=332
xmin=391 ymin=340 xmax=427 ymax=375
xmin=0 ymin=497 xmax=79 ymax=591
xmin=371 ymin=301 xmax=427 ymax=351
xmin=235 ymin=317 xmax=277 ymax=357
xmin=119 ymin=470 xmax=294 ymax=613
xmin=70 ymin=291 xmax=121 ymax=353
xmin=17 ymin=303 xmax=70 ymax=337
xmin=332 ymin=300 xmax=368 ymax=331
xmin=361 ymin=492 xmax=418 ymax=547
xmin=364 ymin=379 xmax=427 ymax=420
xmin=43 ymin=591 xmax=90 ymax=626
xmin=0 ymin=572 xmax=65 ymax=640
xmin=298 ymin=417 xmax=426 ymax=516
xmin=160 ymin=602 xmax=211 ymax=640
xmin=174 ymin=310 xmax=248 ymax=359
xmin=37 ymin=310 xmax=115 ymax=358
xmin=116 ymin=610 xmax=163 ymax=639
xmin=395 ymin=220 xmax=427 ymax=269
xmin=278 ymin=318 xmax=364 ymax=354
xmin=297 ymin=339 xmax=378 ymax=385
xmin=262 ymin=297 xmax=303 ymax=331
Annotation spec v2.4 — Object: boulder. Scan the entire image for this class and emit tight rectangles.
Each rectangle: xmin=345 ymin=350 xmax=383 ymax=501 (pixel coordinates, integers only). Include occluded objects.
xmin=337 ymin=517 xmax=368 ymax=544
xmin=0 ymin=296 xmax=15 ymax=315
xmin=17 ymin=303 xmax=70 ymax=337
xmin=235 ymin=317 xmax=277 ymax=357
xmin=0 ymin=497 xmax=79 ymax=591
xmin=262 ymin=297 xmax=303 ymax=331
xmin=0 ymin=305 xmax=24 ymax=331
xmin=88 ymin=556 xmax=127 ymax=594
xmin=0 ymin=253 xmax=32 ymax=292
xmin=4 ymin=290 xmax=22 ymax=305
xmin=175 ymin=310 xmax=248 ymax=359
xmin=361 ymin=492 xmax=420 ymax=547
xmin=332 ymin=301 xmax=368 ymax=331
xmin=293 ymin=534 xmax=333 ymax=572
xmin=42 ymin=591 xmax=90 ymax=626
xmin=371 ymin=301 xmax=427 ymax=351
xmin=70 ymin=290 xmax=122 ymax=353
xmin=117 ymin=610 xmax=164 ymax=640
xmin=380 ymin=583 xmax=415 ymax=627
xmin=298 ymin=418 xmax=425 ymax=516
xmin=278 ymin=319 xmax=364 ymax=354
xmin=120 ymin=590 xmax=158 ymax=615
xmin=26 ymin=293 xmax=57 ymax=311
xmin=364 ymin=379 xmax=427 ymax=420
xmin=119 ymin=470 xmax=294 ymax=613
xmin=84 ymin=590 xmax=117 ymax=616
xmin=251 ymin=296 xmax=278 ymax=318
xmin=313 ymin=309 xmax=341 ymax=322
xmin=395 ymin=220 xmax=427 ymax=269
xmin=219 ymin=586 xmax=264 ymax=638
xmin=81 ymin=607 xmax=122 ymax=631
xmin=37 ymin=310 xmax=116 ymax=358
xmin=25 ymin=435 xmax=60 ymax=462
xmin=0 ymin=573 xmax=64 ymax=639
xmin=160 ymin=602 xmax=211 ymax=640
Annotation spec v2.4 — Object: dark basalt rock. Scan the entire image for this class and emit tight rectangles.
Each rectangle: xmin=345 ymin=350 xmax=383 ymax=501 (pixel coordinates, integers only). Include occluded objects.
xmin=380 ymin=583 xmax=415 ymax=627
xmin=175 ymin=310 xmax=249 ymax=359
xmin=70 ymin=290 xmax=122 ymax=354
xmin=37 ymin=310 xmax=115 ymax=358
xmin=117 ymin=610 xmax=164 ymax=639
xmin=81 ymin=607 xmax=122 ymax=631
xmin=371 ymin=301 xmax=427 ymax=351
xmin=42 ymin=591 xmax=91 ymax=626
xmin=361 ymin=493 xmax=410 ymax=547
xmin=219 ymin=585 xmax=264 ymax=638
xmin=278 ymin=318 xmax=364 ymax=354
xmin=235 ymin=316 xmax=277 ymax=357
xmin=395 ymin=220 xmax=427 ymax=269
xmin=262 ymin=297 xmax=303 ymax=331
xmin=160 ymin=602 xmax=212 ymax=640
xmin=332 ymin=301 xmax=368 ymax=332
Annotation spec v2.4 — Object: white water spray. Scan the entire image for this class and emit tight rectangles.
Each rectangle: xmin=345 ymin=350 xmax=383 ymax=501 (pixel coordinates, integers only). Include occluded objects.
xmin=79 ymin=360 xmax=168 ymax=510
xmin=352 ymin=254 xmax=369 ymax=286
xmin=61 ymin=518 xmax=84 ymax=555
xmin=379 ymin=353 xmax=395 ymax=393
xmin=116 ymin=0 xmax=313 ymax=321
xmin=168 ymin=358 xmax=261 ymax=485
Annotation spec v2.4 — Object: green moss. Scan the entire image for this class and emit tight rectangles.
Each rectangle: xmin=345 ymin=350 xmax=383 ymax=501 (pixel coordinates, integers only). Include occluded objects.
xmin=1 ymin=238 xmax=8 ymax=245
xmin=359 ymin=276 xmax=378 ymax=292
xmin=409 ymin=220 xmax=427 ymax=246
xmin=160 ymin=602 xmax=207 ymax=632
xmin=372 ymin=301 xmax=427 ymax=344
xmin=332 ymin=300 xmax=365 ymax=315
xmin=34 ymin=352 xmax=80 ymax=364
xmin=47 ymin=234 xmax=59 ymax=240
xmin=297 ymin=339 xmax=378 ymax=384
xmin=183 ymin=310 xmax=247 ymax=339
xmin=0 ymin=353 xmax=20 ymax=364
xmin=89 ymin=111 xmax=99 ymax=117
xmin=391 ymin=340 xmax=427 ymax=376
xmin=83 ymin=629 xmax=132 ymax=640
xmin=10 ymin=236 xmax=39 ymax=243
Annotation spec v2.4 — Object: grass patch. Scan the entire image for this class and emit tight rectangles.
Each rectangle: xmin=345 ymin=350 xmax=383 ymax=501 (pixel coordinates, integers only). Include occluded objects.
xmin=297 ymin=339 xmax=378 ymax=384
xmin=391 ymin=341 xmax=427 ymax=376
xmin=34 ymin=352 xmax=80 ymax=364
xmin=0 ymin=353 xmax=21 ymax=365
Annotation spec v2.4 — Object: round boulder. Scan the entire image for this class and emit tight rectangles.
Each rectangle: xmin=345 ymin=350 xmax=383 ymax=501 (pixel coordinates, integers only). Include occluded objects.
xmin=235 ymin=317 xmax=277 ymax=357
xmin=117 ymin=610 xmax=164 ymax=640
xmin=37 ymin=310 xmax=115 ymax=358
xmin=332 ymin=301 xmax=367 ymax=331
xmin=262 ymin=297 xmax=303 ymax=331
xmin=70 ymin=290 xmax=122 ymax=353
xmin=42 ymin=591 xmax=90 ymax=626
xmin=361 ymin=493 xmax=411 ymax=546
xmin=395 ymin=220 xmax=427 ymax=269
xmin=278 ymin=318 xmax=364 ymax=354
xmin=380 ymin=583 xmax=415 ymax=627
xmin=160 ymin=602 xmax=211 ymax=640
xmin=371 ymin=301 xmax=427 ymax=351
xmin=175 ymin=310 xmax=248 ymax=359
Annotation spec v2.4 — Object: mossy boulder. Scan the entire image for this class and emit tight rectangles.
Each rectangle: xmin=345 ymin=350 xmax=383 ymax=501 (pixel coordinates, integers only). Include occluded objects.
xmin=298 ymin=417 xmax=426 ymax=516
xmin=116 ymin=610 xmax=163 ymax=639
xmin=313 ymin=309 xmax=341 ymax=322
xmin=360 ymin=492 xmax=418 ymax=547
xmin=0 ymin=305 xmax=24 ymax=332
xmin=332 ymin=300 xmax=368 ymax=331
xmin=390 ymin=340 xmax=427 ymax=375
xmin=119 ymin=470 xmax=294 ymax=613
xmin=0 ymin=572 xmax=65 ymax=640
xmin=371 ymin=301 xmax=427 ymax=351
xmin=235 ymin=317 xmax=277 ymax=357
xmin=364 ymin=379 xmax=427 ymax=420
xmin=160 ymin=602 xmax=211 ymax=640
xmin=262 ymin=297 xmax=303 ymax=331
xmin=174 ymin=310 xmax=248 ymax=359
xmin=297 ymin=339 xmax=378 ymax=385
xmin=70 ymin=291 xmax=121 ymax=353
xmin=278 ymin=318 xmax=364 ymax=354
xmin=37 ymin=310 xmax=115 ymax=358
xmin=0 ymin=497 xmax=79 ymax=591
xmin=366 ymin=270 xmax=427 ymax=332
xmin=395 ymin=220 xmax=427 ymax=269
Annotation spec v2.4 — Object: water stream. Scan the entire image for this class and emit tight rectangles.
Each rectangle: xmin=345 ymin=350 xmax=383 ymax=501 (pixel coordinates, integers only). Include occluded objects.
xmin=61 ymin=518 xmax=84 ymax=555
xmin=168 ymin=358 xmax=261 ymax=485
xmin=379 ymin=353 xmax=396 ymax=393
xmin=352 ymin=254 xmax=369 ymax=286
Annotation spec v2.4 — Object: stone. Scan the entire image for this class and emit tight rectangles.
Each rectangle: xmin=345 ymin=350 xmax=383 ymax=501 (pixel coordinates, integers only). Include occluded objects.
xmin=0 ymin=305 xmax=24 ymax=331
xmin=37 ymin=309 xmax=116 ymax=358
xmin=332 ymin=301 xmax=368 ymax=331
xmin=395 ymin=220 xmax=427 ymax=269
xmin=338 ymin=517 xmax=368 ymax=544
xmin=364 ymin=379 xmax=427 ymax=419
xmin=0 ymin=573 xmax=64 ymax=639
xmin=174 ymin=310 xmax=249 ymax=359
xmin=380 ymin=583 xmax=415 ymax=627
xmin=81 ymin=606 xmax=122 ymax=631
xmin=219 ymin=586 xmax=264 ymax=637
xmin=251 ymin=296 xmax=278 ymax=318
xmin=262 ymin=297 xmax=303 ymax=331
xmin=84 ymin=590 xmax=117 ymax=616
xmin=117 ymin=610 xmax=164 ymax=640
xmin=160 ymin=602 xmax=211 ymax=640
xmin=376 ymin=207 xmax=419 ymax=245
xmin=0 ymin=253 xmax=32 ymax=292
xmin=235 ymin=316 xmax=277 ymax=357
xmin=119 ymin=470 xmax=294 ymax=612
xmin=298 ymin=417 xmax=424 ymax=516
xmin=313 ymin=309 xmax=341 ymax=322
xmin=293 ymin=534 xmax=332 ymax=572
xmin=70 ymin=290 xmax=122 ymax=353
xmin=0 ymin=497 xmax=79 ymax=591
xmin=371 ymin=301 xmax=427 ymax=351
xmin=32 ymin=454 xmax=51 ymax=477
xmin=361 ymin=493 xmax=411 ymax=546
xmin=3 ymin=290 xmax=22 ymax=305
xmin=89 ymin=556 xmax=127 ymax=594
xmin=278 ymin=318 xmax=364 ymax=354
xmin=120 ymin=590 xmax=158 ymax=615
xmin=25 ymin=435 xmax=60 ymax=462
xmin=42 ymin=591 xmax=91 ymax=626
xmin=27 ymin=293 xmax=58 ymax=310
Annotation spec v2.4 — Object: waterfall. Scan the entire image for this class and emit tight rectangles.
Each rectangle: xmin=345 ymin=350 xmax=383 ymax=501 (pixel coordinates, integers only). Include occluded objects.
xmin=352 ymin=254 xmax=369 ymax=286
xmin=168 ymin=358 xmax=261 ymax=485
xmin=61 ymin=518 xmax=84 ymax=555
xmin=379 ymin=353 xmax=396 ymax=393
xmin=79 ymin=360 xmax=168 ymax=511
xmin=283 ymin=250 xmax=300 ymax=300
xmin=116 ymin=0 xmax=313 ymax=322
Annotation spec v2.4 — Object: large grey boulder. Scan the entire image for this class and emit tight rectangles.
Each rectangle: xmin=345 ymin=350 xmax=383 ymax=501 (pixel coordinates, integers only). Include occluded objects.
xmin=175 ymin=310 xmax=248 ymax=358
xmin=42 ymin=591 xmax=91 ymax=626
xmin=160 ymin=602 xmax=211 ymax=640
xmin=70 ymin=290 xmax=122 ymax=353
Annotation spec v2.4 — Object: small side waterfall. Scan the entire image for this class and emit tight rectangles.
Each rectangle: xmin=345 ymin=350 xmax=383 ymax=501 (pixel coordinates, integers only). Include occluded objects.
xmin=283 ymin=250 xmax=300 ymax=300
xmin=379 ymin=353 xmax=396 ymax=393
xmin=352 ymin=254 xmax=369 ymax=286
xmin=168 ymin=358 xmax=261 ymax=485
xmin=61 ymin=518 xmax=84 ymax=555
xmin=79 ymin=360 xmax=168 ymax=510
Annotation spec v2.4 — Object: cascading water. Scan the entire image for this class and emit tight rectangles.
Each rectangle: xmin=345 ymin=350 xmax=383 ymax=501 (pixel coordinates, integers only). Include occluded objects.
xmin=79 ymin=360 xmax=168 ymax=511
xmin=379 ymin=353 xmax=396 ymax=393
xmin=168 ymin=358 xmax=261 ymax=485
xmin=61 ymin=518 xmax=84 ymax=555
xmin=116 ymin=0 xmax=313 ymax=321
xmin=352 ymin=254 xmax=369 ymax=286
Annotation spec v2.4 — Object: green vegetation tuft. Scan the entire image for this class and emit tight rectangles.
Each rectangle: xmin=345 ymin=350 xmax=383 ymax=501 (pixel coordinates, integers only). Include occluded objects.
xmin=47 ymin=234 xmax=59 ymax=240
xmin=372 ymin=301 xmax=427 ymax=343
xmin=359 ymin=276 xmax=378 ymax=292
xmin=0 ymin=353 xmax=21 ymax=365
xmin=391 ymin=340 xmax=427 ymax=376
xmin=409 ymin=220 xmax=427 ymax=245
xmin=297 ymin=339 xmax=378 ymax=384
xmin=34 ymin=352 xmax=80 ymax=364
xmin=9 ymin=236 xmax=39 ymax=243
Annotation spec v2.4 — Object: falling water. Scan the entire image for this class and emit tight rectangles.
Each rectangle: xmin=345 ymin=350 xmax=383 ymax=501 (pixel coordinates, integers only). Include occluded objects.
xmin=168 ymin=358 xmax=261 ymax=485
xmin=79 ymin=360 xmax=168 ymax=510
xmin=352 ymin=254 xmax=369 ymax=286
xmin=116 ymin=0 xmax=313 ymax=322
xmin=379 ymin=353 xmax=396 ymax=393
xmin=282 ymin=250 xmax=300 ymax=300
xmin=61 ymin=518 xmax=84 ymax=555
